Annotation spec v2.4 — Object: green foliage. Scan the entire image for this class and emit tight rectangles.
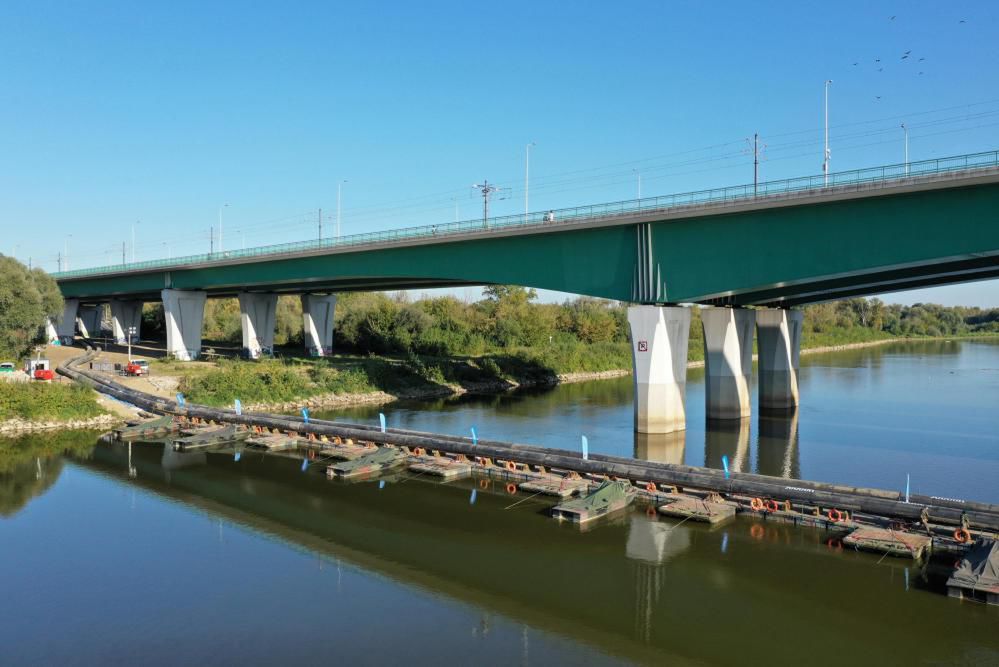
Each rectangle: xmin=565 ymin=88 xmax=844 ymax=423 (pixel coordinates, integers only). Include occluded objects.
xmin=0 ymin=382 xmax=106 ymax=421
xmin=179 ymin=359 xmax=311 ymax=406
xmin=0 ymin=256 xmax=63 ymax=361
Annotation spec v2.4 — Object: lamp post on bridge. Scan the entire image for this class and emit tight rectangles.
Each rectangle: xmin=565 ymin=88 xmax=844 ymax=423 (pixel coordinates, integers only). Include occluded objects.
xmin=336 ymin=180 xmax=347 ymax=240
xmin=525 ymin=141 xmax=535 ymax=222
xmin=823 ymin=79 xmax=833 ymax=186
xmin=901 ymin=123 xmax=909 ymax=176
xmin=634 ymin=168 xmax=642 ymax=199
xmin=218 ymin=203 xmax=229 ymax=253
xmin=131 ymin=220 xmax=140 ymax=263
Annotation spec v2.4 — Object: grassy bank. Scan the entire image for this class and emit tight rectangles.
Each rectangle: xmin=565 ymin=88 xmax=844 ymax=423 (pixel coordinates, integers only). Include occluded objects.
xmin=179 ymin=340 xmax=633 ymax=407
xmin=0 ymin=382 xmax=108 ymax=421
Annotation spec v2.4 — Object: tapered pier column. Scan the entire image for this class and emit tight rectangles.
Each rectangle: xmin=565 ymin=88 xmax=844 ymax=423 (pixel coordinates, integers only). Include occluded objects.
xmin=77 ymin=305 xmax=103 ymax=339
xmin=110 ymin=300 xmax=143 ymax=344
xmin=701 ymin=306 xmax=755 ymax=419
xmin=301 ymin=294 xmax=337 ymax=357
xmin=161 ymin=289 xmax=207 ymax=361
xmin=756 ymin=309 xmax=803 ymax=411
xmin=627 ymin=305 xmax=691 ymax=434
xmin=238 ymin=292 xmax=278 ymax=359
xmin=55 ymin=299 xmax=79 ymax=345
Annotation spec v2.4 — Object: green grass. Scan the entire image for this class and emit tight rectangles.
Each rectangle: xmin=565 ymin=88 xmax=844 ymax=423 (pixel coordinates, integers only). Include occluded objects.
xmin=0 ymin=382 xmax=107 ymax=421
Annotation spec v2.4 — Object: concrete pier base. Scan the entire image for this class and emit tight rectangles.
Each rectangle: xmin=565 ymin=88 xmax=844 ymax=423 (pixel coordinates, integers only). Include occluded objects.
xmin=756 ymin=308 xmax=803 ymax=411
xmin=44 ymin=319 xmax=58 ymax=343
xmin=301 ymin=294 xmax=337 ymax=357
xmin=238 ymin=292 xmax=278 ymax=359
xmin=162 ymin=289 xmax=207 ymax=361
xmin=56 ymin=299 xmax=79 ymax=345
xmin=627 ymin=305 xmax=691 ymax=434
xmin=110 ymin=300 xmax=143 ymax=344
xmin=701 ymin=307 xmax=755 ymax=420
xmin=77 ymin=306 xmax=103 ymax=339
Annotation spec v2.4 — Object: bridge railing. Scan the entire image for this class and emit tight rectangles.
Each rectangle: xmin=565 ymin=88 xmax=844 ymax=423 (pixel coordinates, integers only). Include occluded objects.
xmin=52 ymin=149 xmax=999 ymax=279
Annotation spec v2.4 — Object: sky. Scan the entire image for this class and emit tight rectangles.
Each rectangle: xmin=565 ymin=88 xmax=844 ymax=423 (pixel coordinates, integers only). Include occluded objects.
xmin=1 ymin=1 xmax=998 ymax=306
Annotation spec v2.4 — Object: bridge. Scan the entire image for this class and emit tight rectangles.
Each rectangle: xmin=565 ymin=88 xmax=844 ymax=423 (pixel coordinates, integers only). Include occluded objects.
xmin=51 ymin=150 xmax=999 ymax=433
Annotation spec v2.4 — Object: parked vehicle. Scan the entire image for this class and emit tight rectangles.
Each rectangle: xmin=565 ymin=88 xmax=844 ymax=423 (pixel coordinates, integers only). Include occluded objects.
xmin=125 ymin=359 xmax=149 ymax=376
xmin=26 ymin=359 xmax=54 ymax=381
xmin=0 ymin=362 xmax=15 ymax=373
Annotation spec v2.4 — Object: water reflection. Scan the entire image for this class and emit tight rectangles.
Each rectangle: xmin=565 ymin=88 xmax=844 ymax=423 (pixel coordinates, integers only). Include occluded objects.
xmin=757 ymin=410 xmax=800 ymax=478
xmin=703 ymin=418 xmax=750 ymax=472
xmin=633 ymin=431 xmax=685 ymax=464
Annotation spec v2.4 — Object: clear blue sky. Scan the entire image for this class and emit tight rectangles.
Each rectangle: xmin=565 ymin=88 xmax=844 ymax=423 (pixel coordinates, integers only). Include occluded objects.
xmin=2 ymin=1 xmax=998 ymax=306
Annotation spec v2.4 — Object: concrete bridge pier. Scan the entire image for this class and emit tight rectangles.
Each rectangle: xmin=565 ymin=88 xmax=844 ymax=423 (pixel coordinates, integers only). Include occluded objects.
xmin=301 ymin=294 xmax=337 ymax=357
xmin=701 ymin=306 xmax=755 ymax=420
xmin=238 ymin=292 xmax=278 ymax=359
xmin=110 ymin=300 xmax=143 ymax=344
xmin=627 ymin=305 xmax=691 ymax=434
xmin=55 ymin=298 xmax=79 ymax=345
xmin=756 ymin=308 xmax=803 ymax=411
xmin=162 ymin=289 xmax=207 ymax=361
xmin=76 ymin=305 xmax=103 ymax=339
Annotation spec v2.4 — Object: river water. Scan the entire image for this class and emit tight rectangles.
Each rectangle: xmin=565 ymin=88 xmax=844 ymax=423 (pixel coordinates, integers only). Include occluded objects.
xmin=2 ymin=340 xmax=998 ymax=665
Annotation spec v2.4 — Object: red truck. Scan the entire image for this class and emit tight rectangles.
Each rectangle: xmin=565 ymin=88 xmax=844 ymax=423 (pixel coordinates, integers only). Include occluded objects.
xmin=125 ymin=359 xmax=149 ymax=376
xmin=26 ymin=359 xmax=54 ymax=381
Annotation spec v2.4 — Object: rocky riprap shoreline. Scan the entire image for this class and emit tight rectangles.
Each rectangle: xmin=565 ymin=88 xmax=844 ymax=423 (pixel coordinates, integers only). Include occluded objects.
xmin=0 ymin=414 xmax=121 ymax=435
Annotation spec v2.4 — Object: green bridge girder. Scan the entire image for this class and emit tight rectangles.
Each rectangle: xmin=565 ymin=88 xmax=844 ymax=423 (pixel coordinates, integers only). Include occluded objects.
xmin=57 ymin=171 xmax=999 ymax=306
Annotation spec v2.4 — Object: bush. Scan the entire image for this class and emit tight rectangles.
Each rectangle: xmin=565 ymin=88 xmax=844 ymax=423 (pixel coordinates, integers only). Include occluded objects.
xmin=0 ymin=382 xmax=106 ymax=421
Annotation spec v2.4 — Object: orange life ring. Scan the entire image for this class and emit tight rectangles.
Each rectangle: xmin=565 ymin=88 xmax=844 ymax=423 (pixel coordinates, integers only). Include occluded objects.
xmin=953 ymin=528 xmax=972 ymax=544
xmin=750 ymin=497 xmax=764 ymax=511
xmin=646 ymin=505 xmax=657 ymax=518
xmin=766 ymin=499 xmax=779 ymax=513
xmin=479 ymin=479 xmax=489 ymax=490
xmin=645 ymin=482 xmax=657 ymax=493
xmin=308 ymin=449 xmax=316 ymax=460
xmin=505 ymin=483 xmax=517 ymax=495
xmin=750 ymin=524 xmax=765 ymax=539
xmin=505 ymin=461 xmax=517 ymax=471
xmin=412 ymin=447 xmax=424 ymax=456
xmin=827 ymin=508 xmax=843 ymax=523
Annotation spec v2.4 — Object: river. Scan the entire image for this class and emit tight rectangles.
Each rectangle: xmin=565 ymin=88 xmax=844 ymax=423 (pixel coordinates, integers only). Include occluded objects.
xmin=2 ymin=340 xmax=998 ymax=665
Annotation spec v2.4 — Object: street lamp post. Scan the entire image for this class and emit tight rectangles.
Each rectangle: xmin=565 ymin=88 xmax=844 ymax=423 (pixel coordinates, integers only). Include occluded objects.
xmin=901 ymin=123 xmax=909 ymax=176
xmin=525 ymin=142 xmax=536 ymax=221
xmin=64 ymin=234 xmax=72 ymax=271
xmin=131 ymin=220 xmax=140 ymax=263
xmin=823 ymin=79 xmax=833 ymax=186
xmin=219 ymin=203 xmax=229 ymax=253
xmin=634 ymin=169 xmax=642 ymax=199
xmin=336 ymin=180 xmax=347 ymax=239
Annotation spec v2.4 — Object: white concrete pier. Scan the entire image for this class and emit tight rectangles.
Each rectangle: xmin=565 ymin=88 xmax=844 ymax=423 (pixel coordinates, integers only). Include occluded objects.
xmin=76 ymin=305 xmax=103 ymax=339
xmin=301 ymin=294 xmax=337 ymax=357
xmin=627 ymin=305 xmax=691 ymax=434
xmin=55 ymin=298 xmax=79 ymax=345
xmin=238 ymin=292 xmax=278 ymax=359
xmin=701 ymin=306 xmax=755 ymax=419
xmin=162 ymin=289 xmax=207 ymax=361
xmin=110 ymin=300 xmax=143 ymax=344
xmin=756 ymin=308 xmax=803 ymax=410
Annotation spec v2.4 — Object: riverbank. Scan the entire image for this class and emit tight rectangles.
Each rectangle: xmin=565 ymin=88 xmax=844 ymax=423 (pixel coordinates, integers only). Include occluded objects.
xmin=0 ymin=377 xmax=132 ymax=435
xmin=239 ymin=338 xmax=903 ymax=412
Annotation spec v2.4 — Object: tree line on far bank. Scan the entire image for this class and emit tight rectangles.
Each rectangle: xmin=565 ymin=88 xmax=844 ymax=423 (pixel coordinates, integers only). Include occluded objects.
xmin=0 ymin=256 xmax=63 ymax=361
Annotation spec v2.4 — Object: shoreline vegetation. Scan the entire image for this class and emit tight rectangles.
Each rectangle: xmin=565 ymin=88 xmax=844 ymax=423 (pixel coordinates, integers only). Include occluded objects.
xmin=170 ymin=291 xmax=999 ymax=411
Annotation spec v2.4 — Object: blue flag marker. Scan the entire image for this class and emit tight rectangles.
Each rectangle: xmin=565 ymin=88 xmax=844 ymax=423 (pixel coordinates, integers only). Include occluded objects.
xmin=301 ymin=407 xmax=310 ymax=424
xmin=722 ymin=455 xmax=730 ymax=479
xmin=905 ymin=474 xmax=910 ymax=503
xmin=904 ymin=568 xmax=910 ymax=591
xmin=301 ymin=458 xmax=308 ymax=472
xmin=469 ymin=489 xmax=477 ymax=505
xmin=581 ymin=435 xmax=589 ymax=461
xmin=721 ymin=532 xmax=729 ymax=554
xmin=379 ymin=413 xmax=387 ymax=433
xmin=379 ymin=480 xmax=386 ymax=490
xmin=470 ymin=426 xmax=478 ymax=445
xmin=234 ymin=399 xmax=242 ymax=416
xmin=176 ymin=393 xmax=185 ymax=407
xmin=234 ymin=451 xmax=241 ymax=462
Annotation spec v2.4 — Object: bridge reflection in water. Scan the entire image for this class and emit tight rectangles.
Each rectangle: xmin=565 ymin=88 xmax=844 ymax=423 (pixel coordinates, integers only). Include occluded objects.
xmin=71 ymin=438 xmax=997 ymax=665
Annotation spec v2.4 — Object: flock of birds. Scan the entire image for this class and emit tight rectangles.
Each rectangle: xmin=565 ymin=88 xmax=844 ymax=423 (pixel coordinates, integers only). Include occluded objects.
xmin=850 ymin=15 xmax=971 ymax=102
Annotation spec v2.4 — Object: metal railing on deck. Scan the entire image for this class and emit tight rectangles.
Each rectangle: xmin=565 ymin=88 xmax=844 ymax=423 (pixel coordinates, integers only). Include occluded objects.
xmin=52 ymin=149 xmax=999 ymax=280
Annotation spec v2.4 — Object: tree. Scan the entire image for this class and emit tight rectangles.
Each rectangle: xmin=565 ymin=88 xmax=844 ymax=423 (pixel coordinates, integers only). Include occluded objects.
xmin=0 ymin=256 xmax=63 ymax=361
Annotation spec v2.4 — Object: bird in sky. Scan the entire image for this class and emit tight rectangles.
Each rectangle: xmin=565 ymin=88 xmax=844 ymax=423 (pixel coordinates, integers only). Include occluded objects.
xmin=853 ymin=62 xmax=859 ymax=66
xmin=902 ymin=54 xmax=909 ymax=60
xmin=959 ymin=19 xmax=966 ymax=23
xmin=919 ymin=71 xmax=924 ymax=75
xmin=878 ymin=67 xmax=884 ymax=72
xmin=890 ymin=16 xmax=896 ymax=21
xmin=875 ymin=58 xmax=881 ymax=62
xmin=875 ymin=96 xmax=882 ymax=101
xmin=904 ymin=50 xmax=911 ymax=54
xmin=919 ymin=57 xmax=925 ymax=61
